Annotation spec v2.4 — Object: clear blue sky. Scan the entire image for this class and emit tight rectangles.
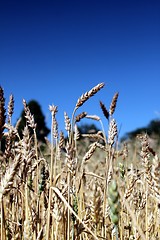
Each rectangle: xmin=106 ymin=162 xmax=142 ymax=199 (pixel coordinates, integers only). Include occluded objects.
xmin=0 ymin=0 xmax=160 ymax=139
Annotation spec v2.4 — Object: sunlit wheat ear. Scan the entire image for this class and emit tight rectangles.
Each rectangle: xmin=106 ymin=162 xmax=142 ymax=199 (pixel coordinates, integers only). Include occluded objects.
xmin=7 ymin=94 xmax=14 ymax=124
xmin=3 ymin=124 xmax=18 ymax=163
xmin=100 ymin=101 xmax=109 ymax=120
xmin=74 ymin=124 xmax=80 ymax=140
xmin=75 ymin=82 xmax=105 ymax=110
xmin=53 ymin=117 xmax=58 ymax=140
xmin=0 ymin=153 xmax=21 ymax=201
xmin=82 ymin=131 xmax=104 ymax=142
xmin=75 ymin=111 xmax=87 ymax=123
xmin=85 ymin=114 xmax=100 ymax=121
xmin=57 ymin=131 xmax=65 ymax=161
xmin=4 ymin=123 xmax=18 ymax=138
xmin=124 ymin=175 xmax=136 ymax=199
xmin=49 ymin=104 xmax=58 ymax=117
xmin=23 ymin=99 xmax=36 ymax=129
xmin=138 ymin=134 xmax=153 ymax=186
xmin=21 ymin=126 xmax=36 ymax=171
xmin=64 ymin=112 xmax=71 ymax=133
xmin=49 ymin=105 xmax=58 ymax=140
xmin=0 ymin=86 xmax=6 ymax=140
xmin=65 ymin=141 xmax=76 ymax=174
xmin=82 ymin=142 xmax=97 ymax=163
xmin=59 ymin=131 xmax=65 ymax=148
xmin=108 ymin=118 xmax=118 ymax=146
xmin=109 ymin=92 xmax=119 ymax=116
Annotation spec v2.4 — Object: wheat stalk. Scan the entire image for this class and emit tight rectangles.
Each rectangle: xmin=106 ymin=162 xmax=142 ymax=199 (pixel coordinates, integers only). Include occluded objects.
xmin=52 ymin=186 xmax=99 ymax=240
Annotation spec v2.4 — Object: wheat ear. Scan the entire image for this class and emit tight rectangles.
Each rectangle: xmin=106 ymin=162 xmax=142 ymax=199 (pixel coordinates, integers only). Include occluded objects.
xmin=23 ymin=99 xmax=37 ymax=129
xmin=75 ymin=112 xmax=87 ymax=123
xmin=109 ymin=92 xmax=119 ymax=116
xmin=75 ymin=82 xmax=105 ymax=110
xmin=100 ymin=100 xmax=109 ymax=120
xmin=64 ymin=112 xmax=71 ymax=137
xmin=0 ymin=153 xmax=21 ymax=202
xmin=7 ymin=94 xmax=14 ymax=124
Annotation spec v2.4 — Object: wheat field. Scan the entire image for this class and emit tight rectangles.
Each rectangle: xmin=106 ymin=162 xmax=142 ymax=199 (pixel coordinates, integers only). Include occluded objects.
xmin=0 ymin=83 xmax=160 ymax=240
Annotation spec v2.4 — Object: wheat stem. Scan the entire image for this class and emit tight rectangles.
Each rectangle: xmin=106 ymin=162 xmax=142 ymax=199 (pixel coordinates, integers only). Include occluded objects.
xmin=52 ymin=187 xmax=99 ymax=240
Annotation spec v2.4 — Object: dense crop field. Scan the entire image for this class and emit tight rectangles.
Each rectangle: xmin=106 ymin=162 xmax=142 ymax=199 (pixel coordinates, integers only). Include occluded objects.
xmin=0 ymin=83 xmax=160 ymax=239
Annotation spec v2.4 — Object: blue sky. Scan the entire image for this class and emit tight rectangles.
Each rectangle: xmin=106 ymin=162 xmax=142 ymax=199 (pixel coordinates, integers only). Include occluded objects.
xmin=0 ymin=0 xmax=160 ymax=139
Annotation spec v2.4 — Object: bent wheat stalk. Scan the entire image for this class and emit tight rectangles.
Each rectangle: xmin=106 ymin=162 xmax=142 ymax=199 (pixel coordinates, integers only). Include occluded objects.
xmin=52 ymin=187 xmax=99 ymax=240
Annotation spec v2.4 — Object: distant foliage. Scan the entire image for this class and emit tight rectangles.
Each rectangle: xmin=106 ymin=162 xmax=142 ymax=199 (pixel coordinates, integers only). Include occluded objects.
xmin=18 ymin=100 xmax=50 ymax=142
xmin=122 ymin=119 xmax=160 ymax=142
xmin=78 ymin=123 xmax=100 ymax=134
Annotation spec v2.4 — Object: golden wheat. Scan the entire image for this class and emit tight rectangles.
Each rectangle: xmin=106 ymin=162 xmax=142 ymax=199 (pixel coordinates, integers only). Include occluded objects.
xmin=0 ymin=83 xmax=160 ymax=239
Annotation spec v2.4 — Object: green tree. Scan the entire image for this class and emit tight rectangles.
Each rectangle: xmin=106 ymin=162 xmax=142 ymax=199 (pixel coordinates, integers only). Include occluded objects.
xmin=18 ymin=100 xmax=50 ymax=142
xmin=147 ymin=120 xmax=160 ymax=135
xmin=121 ymin=119 xmax=160 ymax=142
xmin=78 ymin=123 xmax=99 ymax=134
